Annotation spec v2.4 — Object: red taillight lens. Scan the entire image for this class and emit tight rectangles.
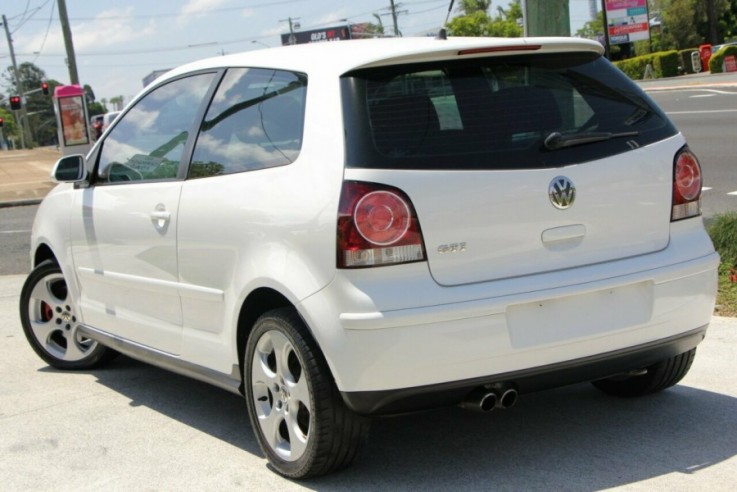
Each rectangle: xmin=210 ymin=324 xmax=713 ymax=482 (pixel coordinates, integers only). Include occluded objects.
xmin=672 ymin=148 xmax=702 ymax=221
xmin=338 ymin=181 xmax=426 ymax=268
xmin=354 ymin=191 xmax=411 ymax=245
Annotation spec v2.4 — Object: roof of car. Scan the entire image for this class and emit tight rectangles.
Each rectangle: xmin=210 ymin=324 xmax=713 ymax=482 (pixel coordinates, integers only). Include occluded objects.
xmin=161 ymin=36 xmax=604 ymax=82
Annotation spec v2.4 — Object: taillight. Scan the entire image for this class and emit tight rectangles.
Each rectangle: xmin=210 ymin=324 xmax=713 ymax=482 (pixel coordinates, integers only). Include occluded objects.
xmin=671 ymin=147 xmax=702 ymax=221
xmin=337 ymin=181 xmax=426 ymax=268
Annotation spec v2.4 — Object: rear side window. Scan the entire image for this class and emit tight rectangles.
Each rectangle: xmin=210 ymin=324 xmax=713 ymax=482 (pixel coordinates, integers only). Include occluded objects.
xmin=342 ymin=52 xmax=677 ymax=170
xmin=189 ymin=68 xmax=307 ymax=179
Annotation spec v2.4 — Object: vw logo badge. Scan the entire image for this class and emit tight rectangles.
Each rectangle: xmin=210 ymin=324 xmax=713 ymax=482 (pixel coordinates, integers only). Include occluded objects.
xmin=549 ymin=176 xmax=576 ymax=210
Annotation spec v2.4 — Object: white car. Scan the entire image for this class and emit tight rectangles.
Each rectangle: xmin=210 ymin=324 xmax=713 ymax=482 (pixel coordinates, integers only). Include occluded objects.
xmin=100 ymin=110 xmax=121 ymax=133
xmin=21 ymin=36 xmax=718 ymax=478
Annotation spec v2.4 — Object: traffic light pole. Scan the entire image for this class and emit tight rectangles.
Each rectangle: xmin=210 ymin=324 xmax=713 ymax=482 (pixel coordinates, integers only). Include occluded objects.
xmin=1 ymin=14 xmax=30 ymax=149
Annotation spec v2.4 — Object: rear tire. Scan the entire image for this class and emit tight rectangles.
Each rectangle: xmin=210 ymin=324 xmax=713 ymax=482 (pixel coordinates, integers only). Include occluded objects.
xmin=244 ymin=308 xmax=370 ymax=478
xmin=592 ymin=349 xmax=696 ymax=397
xmin=20 ymin=260 xmax=117 ymax=370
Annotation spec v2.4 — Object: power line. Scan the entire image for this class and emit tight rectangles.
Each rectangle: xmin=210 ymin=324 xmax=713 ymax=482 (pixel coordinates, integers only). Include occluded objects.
xmin=10 ymin=0 xmax=306 ymax=22
xmin=9 ymin=0 xmax=450 ymax=61
xmin=31 ymin=0 xmax=56 ymax=64
xmin=11 ymin=0 xmax=52 ymax=34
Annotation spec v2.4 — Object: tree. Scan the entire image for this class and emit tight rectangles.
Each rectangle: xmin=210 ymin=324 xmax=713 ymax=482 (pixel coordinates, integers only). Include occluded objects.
xmin=447 ymin=0 xmax=522 ymax=37
xmin=657 ymin=0 xmax=735 ymax=50
xmin=109 ymin=96 xmax=125 ymax=111
xmin=459 ymin=0 xmax=492 ymax=14
xmin=576 ymin=11 xmax=604 ymax=39
xmin=2 ymin=63 xmax=57 ymax=146
xmin=0 ymin=107 xmax=19 ymax=143
xmin=662 ymin=0 xmax=702 ymax=49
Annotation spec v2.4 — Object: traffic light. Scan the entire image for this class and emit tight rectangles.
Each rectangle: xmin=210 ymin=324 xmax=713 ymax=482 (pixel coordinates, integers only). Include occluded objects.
xmin=41 ymin=82 xmax=49 ymax=95
xmin=9 ymin=95 xmax=21 ymax=110
xmin=0 ymin=117 xmax=4 ymax=128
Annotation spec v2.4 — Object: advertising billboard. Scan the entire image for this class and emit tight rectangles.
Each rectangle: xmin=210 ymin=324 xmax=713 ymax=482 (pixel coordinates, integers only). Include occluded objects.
xmin=54 ymin=84 xmax=92 ymax=156
xmin=280 ymin=23 xmax=376 ymax=46
xmin=605 ymin=0 xmax=650 ymax=45
xmin=58 ymin=95 xmax=89 ymax=146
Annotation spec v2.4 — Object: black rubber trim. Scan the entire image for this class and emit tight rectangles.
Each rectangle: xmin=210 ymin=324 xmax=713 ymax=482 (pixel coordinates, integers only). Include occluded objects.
xmin=77 ymin=324 xmax=242 ymax=395
xmin=341 ymin=326 xmax=708 ymax=416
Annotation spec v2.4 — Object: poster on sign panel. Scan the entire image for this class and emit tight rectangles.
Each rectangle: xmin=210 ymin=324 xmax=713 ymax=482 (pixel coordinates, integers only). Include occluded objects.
xmin=605 ymin=0 xmax=650 ymax=45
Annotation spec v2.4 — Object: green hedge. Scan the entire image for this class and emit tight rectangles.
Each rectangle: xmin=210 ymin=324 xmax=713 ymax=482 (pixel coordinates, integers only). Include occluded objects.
xmin=709 ymin=212 xmax=737 ymax=266
xmin=709 ymin=45 xmax=737 ymax=73
xmin=613 ymin=50 xmax=680 ymax=79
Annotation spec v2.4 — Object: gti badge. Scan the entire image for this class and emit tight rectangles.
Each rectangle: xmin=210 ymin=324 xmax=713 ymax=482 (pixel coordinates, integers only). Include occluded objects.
xmin=549 ymin=176 xmax=576 ymax=210
xmin=437 ymin=242 xmax=467 ymax=255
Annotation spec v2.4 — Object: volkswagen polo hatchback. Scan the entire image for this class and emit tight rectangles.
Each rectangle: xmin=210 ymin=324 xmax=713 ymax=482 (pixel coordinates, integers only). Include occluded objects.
xmin=21 ymin=36 xmax=718 ymax=478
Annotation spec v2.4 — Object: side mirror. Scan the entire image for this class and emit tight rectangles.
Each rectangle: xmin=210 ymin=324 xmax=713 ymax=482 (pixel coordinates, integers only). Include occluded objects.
xmin=52 ymin=155 xmax=88 ymax=183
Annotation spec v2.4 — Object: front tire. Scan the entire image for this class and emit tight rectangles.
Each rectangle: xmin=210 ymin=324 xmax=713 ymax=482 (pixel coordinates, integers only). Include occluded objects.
xmin=245 ymin=308 xmax=370 ymax=478
xmin=592 ymin=349 xmax=696 ymax=397
xmin=20 ymin=260 xmax=117 ymax=370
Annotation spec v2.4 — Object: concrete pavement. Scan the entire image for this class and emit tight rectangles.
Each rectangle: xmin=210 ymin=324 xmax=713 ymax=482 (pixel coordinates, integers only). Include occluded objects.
xmin=1 ymin=273 xmax=736 ymax=490
xmin=0 ymin=146 xmax=60 ymax=208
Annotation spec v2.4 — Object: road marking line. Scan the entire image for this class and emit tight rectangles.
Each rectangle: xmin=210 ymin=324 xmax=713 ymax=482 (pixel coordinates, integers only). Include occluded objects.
xmin=702 ymin=187 xmax=713 ymax=192
xmin=667 ymin=109 xmax=737 ymax=114
xmin=728 ymin=191 xmax=737 ymax=196
xmin=0 ymin=230 xmax=31 ymax=234
xmin=690 ymin=94 xmax=716 ymax=98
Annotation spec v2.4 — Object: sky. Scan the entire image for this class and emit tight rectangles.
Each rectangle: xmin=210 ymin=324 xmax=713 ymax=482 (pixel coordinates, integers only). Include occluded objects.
xmin=1 ymin=0 xmax=595 ymax=107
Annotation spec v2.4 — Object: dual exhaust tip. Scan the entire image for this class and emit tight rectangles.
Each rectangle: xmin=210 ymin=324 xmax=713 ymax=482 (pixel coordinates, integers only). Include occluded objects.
xmin=461 ymin=385 xmax=518 ymax=413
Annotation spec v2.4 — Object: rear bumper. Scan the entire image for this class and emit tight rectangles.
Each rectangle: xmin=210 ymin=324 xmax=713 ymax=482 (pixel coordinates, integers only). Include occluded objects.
xmin=297 ymin=220 xmax=718 ymax=412
xmin=340 ymin=326 xmax=707 ymax=415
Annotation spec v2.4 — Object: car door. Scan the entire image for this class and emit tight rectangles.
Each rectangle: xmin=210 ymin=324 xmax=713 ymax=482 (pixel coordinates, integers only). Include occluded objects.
xmin=176 ymin=68 xmax=309 ymax=370
xmin=71 ymin=72 xmax=218 ymax=355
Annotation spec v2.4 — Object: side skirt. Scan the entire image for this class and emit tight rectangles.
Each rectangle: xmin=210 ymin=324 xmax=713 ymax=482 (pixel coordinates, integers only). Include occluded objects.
xmin=78 ymin=324 xmax=243 ymax=395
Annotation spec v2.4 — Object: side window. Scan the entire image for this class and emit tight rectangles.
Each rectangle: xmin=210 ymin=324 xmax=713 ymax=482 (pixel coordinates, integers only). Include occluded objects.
xmin=96 ymin=73 xmax=216 ymax=184
xmin=189 ymin=68 xmax=307 ymax=179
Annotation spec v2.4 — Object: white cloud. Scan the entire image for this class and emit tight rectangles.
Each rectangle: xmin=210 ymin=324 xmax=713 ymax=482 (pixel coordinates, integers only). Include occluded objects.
xmin=18 ymin=7 xmax=158 ymax=55
xmin=178 ymin=0 xmax=232 ymax=26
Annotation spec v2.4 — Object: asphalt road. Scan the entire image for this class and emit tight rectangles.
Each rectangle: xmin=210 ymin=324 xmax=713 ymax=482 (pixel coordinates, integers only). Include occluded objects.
xmin=648 ymin=85 xmax=737 ymax=221
xmin=1 ymin=272 xmax=735 ymax=490
xmin=0 ymin=205 xmax=35 ymax=275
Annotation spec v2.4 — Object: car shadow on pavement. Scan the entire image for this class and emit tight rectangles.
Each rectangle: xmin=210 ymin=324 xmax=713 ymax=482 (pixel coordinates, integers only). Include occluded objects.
xmin=49 ymin=354 xmax=261 ymax=456
xmin=66 ymin=356 xmax=737 ymax=489
xmin=321 ymin=383 xmax=737 ymax=490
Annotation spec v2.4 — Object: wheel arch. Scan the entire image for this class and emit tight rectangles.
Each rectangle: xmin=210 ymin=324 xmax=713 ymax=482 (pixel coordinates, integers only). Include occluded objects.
xmin=236 ymin=287 xmax=299 ymax=393
xmin=33 ymin=243 xmax=58 ymax=268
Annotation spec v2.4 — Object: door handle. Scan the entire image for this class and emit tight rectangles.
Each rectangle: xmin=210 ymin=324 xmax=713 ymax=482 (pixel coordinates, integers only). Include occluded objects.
xmin=150 ymin=206 xmax=171 ymax=231
xmin=150 ymin=211 xmax=171 ymax=221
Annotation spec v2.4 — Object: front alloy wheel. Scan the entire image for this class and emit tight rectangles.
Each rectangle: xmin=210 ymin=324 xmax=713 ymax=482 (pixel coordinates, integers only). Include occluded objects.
xmin=20 ymin=260 xmax=116 ymax=370
xmin=245 ymin=308 xmax=369 ymax=478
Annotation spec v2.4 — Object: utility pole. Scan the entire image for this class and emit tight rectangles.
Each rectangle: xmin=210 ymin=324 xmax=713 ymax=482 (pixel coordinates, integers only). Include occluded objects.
xmin=706 ymin=0 xmax=718 ymax=45
xmin=57 ymin=0 xmax=80 ymax=85
xmin=1 ymin=14 xmax=29 ymax=149
xmin=380 ymin=1 xmax=406 ymax=37
xmin=389 ymin=0 xmax=400 ymax=37
xmin=523 ymin=0 xmax=570 ymax=37
xmin=279 ymin=16 xmax=300 ymax=44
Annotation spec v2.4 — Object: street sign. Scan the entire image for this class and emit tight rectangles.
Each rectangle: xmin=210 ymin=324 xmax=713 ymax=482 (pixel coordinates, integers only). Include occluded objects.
xmin=604 ymin=0 xmax=650 ymax=45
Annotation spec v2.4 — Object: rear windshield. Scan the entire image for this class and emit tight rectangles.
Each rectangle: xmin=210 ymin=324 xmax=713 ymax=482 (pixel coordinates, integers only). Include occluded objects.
xmin=341 ymin=52 xmax=677 ymax=170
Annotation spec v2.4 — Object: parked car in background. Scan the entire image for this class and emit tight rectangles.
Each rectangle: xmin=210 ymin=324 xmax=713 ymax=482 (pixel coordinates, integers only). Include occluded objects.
xmin=21 ymin=36 xmax=718 ymax=478
xmin=89 ymin=114 xmax=104 ymax=140
xmin=100 ymin=110 xmax=120 ymax=133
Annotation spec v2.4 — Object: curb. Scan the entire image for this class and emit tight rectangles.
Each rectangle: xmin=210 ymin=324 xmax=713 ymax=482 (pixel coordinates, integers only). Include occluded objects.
xmin=0 ymin=198 xmax=44 ymax=209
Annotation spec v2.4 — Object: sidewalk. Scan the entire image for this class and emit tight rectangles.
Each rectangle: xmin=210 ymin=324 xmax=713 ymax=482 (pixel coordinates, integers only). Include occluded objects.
xmin=0 ymin=146 xmax=60 ymax=208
